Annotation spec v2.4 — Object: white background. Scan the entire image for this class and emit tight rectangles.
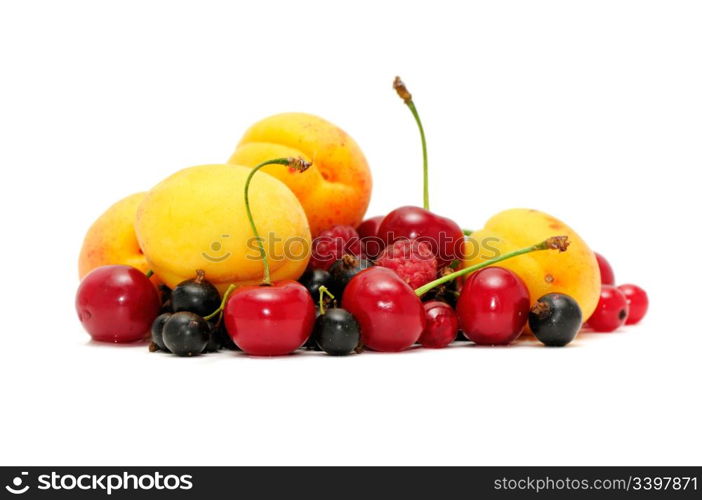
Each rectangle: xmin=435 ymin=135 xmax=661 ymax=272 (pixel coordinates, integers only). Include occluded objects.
xmin=1 ymin=0 xmax=700 ymax=466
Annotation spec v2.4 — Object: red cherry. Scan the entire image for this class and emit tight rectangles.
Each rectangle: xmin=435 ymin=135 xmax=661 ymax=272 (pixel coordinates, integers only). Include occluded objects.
xmin=76 ymin=265 xmax=160 ymax=343
xmin=419 ymin=301 xmax=458 ymax=348
xmin=595 ymin=252 xmax=615 ymax=285
xmin=617 ymin=284 xmax=648 ymax=325
xmin=356 ymin=216 xmax=384 ymax=239
xmin=377 ymin=206 xmax=464 ymax=268
xmin=357 ymin=215 xmax=385 ymax=259
xmin=586 ymin=285 xmax=629 ymax=332
xmin=223 ymin=281 xmax=315 ymax=356
xmin=456 ymin=267 xmax=530 ymax=345
xmin=342 ymin=267 xmax=425 ymax=352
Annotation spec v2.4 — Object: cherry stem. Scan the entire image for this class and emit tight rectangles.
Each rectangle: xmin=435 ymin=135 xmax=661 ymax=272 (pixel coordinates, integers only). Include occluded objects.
xmin=243 ymin=157 xmax=312 ymax=285
xmin=462 ymin=229 xmax=474 ymax=237
xmin=394 ymin=76 xmax=429 ymax=211
xmin=317 ymin=285 xmax=335 ymax=315
xmin=203 ymin=284 xmax=237 ymax=321
xmin=145 ymin=269 xmax=154 ymax=278
xmin=414 ymin=236 xmax=570 ymax=297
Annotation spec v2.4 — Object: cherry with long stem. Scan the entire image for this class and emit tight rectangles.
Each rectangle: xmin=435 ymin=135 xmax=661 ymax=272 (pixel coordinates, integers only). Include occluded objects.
xmin=222 ymin=157 xmax=316 ymax=357
xmin=204 ymin=157 xmax=311 ymax=321
xmin=378 ymin=78 xmax=464 ymax=268
xmin=394 ymin=76 xmax=429 ymax=210
xmin=244 ymin=157 xmax=311 ymax=285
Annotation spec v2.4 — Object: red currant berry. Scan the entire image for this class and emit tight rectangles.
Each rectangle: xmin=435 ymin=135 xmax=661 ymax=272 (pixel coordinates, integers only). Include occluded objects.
xmin=595 ymin=252 xmax=615 ymax=285
xmin=76 ymin=265 xmax=161 ymax=343
xmin=419 ymin=301 xmax=458 ymax=348
xmin=456 ymin=267 xmax=530 ymax=345
xmin=342 ymin=267 xmax=425 ymax=352
xmin=586 ymin=285 xmax=629 ymax=332
xmin=617 ymin=284 xmax=648 ymax=325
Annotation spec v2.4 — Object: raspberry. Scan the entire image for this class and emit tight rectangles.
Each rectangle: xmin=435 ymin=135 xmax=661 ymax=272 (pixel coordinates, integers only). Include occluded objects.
xmin=375 ymin=239 xmax=438 ymax=289
xmin=310 ymin=225 xmax=362 ymax=270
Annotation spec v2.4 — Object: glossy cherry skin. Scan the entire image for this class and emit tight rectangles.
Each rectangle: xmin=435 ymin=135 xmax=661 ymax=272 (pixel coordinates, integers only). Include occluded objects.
xmin=595 ymin=252 xmax=615 ymax=285
xmin=586 ymin=285 xmax=629 ymax=332
xmin=357 ymin=215 xmax=385 ymax=259
xmin=356 ymin=216 xmax=385 ymax=239
xmin=457 ymin=267 xmax=530 ymax=345
xmin=617 ymin=284 xmax=649 ymax=325
xmin=377 ymin=206 xmax=464 ymax=268
xmin=223 ymin=280 xmax=315 ymax=356
xmin=342 ymin=267 xmax=425 ymax=352
xmin=419 ymin=301 xmax=458 ymax=348
xmin=76 ymin=265 xmax=161 ymax=343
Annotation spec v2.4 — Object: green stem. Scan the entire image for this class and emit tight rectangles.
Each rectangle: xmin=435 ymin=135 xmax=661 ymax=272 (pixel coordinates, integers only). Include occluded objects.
xmin=318 ymin=285 xmax=335 ymax=315
xmin=204 ymin=284 xmax=237 ymax=321
xmin=394 ymin=77 xmax=429 ymax=210
xmin=462 ymin=229 xmax=474 ymax=237
xmin=243 ymin=157 xmax=311 ymax=285
xmin=408 ymin=101 xmax=429 ymax=210
xmin=145 ymin=269 xmax=154 ymax=278
xmin=414 ymin=236 xmax=570 ymax=297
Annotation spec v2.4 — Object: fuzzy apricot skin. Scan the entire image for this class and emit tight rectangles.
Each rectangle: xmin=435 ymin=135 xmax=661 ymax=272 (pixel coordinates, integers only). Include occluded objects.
xmin=464 ymin=209 xmax=601 ymax=322
xmin=135 ymin=164 xmax=311 ymax=294
xmin=228 ymin=113 xmax=372 ymax=237
xmin=78 ymin=193 xmax=158 ymax=284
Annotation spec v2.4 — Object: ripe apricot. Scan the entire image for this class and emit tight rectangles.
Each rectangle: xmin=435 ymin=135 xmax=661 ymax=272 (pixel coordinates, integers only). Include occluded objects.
xmin=465 ymin=209 xmax=601 ymax=321
xmin=135 ymin=164 xmax=311 ymax=293
xmin=229 ymin=113 xmax=371 ymax=236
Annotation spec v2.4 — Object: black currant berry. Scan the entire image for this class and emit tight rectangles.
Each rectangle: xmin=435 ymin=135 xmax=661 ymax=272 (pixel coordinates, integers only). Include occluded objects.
xmin=528 ymin=293 xmax=583 ymax=347
xmin=205 ymin=320 xmax=223 ymax=353
xmin=328 ymin=254 xmax=373 ymax=298
xmin=159 ymin=285 xmax=173 ymax=313
xmin=162 ymin=311 xmax=210 ymax=356
xmin=150 ymin=312 xmax=172 ymax=352
xmin=171 ymin=269 xmax=221 ymax=317
xmin=211 ymin=319 xmax=239 ymax=351
xmin=299 ymin=268 xmax=333 ymax=300
xmin=313 ymin=308 xmax=361 ymax=356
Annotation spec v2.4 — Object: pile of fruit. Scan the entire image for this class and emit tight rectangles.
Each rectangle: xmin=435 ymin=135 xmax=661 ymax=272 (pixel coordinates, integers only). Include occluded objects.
xmin=75 ymin=78 xmax=649 ymax=357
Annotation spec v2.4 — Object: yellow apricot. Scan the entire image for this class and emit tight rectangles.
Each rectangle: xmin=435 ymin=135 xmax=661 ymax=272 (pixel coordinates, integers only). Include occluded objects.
xmin=229 ymin=113 xmax=372 ymax=236
xmin=465 ymin=209 xmax=601 ymax=320
xmin=135 ymin=164 xmax=311 ymax=293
